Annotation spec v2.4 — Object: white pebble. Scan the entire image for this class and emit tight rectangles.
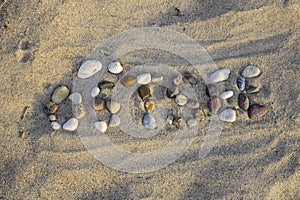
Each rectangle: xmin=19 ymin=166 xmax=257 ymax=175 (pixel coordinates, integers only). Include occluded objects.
xmin=220 ymin=91 xmax=234 ymax=100
xmin=175 ymin=94 xmax=188 ymax=106
xmin=91 ymin=87 xmax=101 ymax=97
xmin=218 ymin=108 xmax=236 ymax=123
xmin=137 ymin=73 xmax=151 ymax=85
xmin=62 ymin=118 xmax=79 ymax=131
xmin=209 ymin=68 xmax=230 ymax=83
xmin=68 ymin=92 xmax=82 ymax=104
xmin=51 ymin=122 xmax=61 ymax=130
xmin=94 ymin=121 xmax=108 ymax=133
xmin=78 ymin=60 xmax=102 ymax=79
xmin=108 ymin=61 xmax=123 ymax=74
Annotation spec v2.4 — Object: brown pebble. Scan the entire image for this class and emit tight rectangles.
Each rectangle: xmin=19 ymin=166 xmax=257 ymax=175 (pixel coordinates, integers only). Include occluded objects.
xmin=238 ymin=93 xmax=250 ymax=111
xmin=166 ymin=87 xmax=179 ymax=98
xmin=138 ymin=85 xmax=151 ymax=100
xmin=121 ymin=75 xmax=137 ymax=87
xmin=93 ymin=96 xmax=105 ymax=111
xmin=183 ymin=73 xmax=197 ymax=85
xmin=172 ymin=118 xmax=187 ymax=130
xmin=248 ymin=104 xmax=268 ymax=119
xmin=144 ymin=99 xmax=155 ymax=112
xmin=195 ymin=109 xmax=206 ymax=122
xmin=49 ymin=114 xmax=56 ymax=121
xmin=206 ymin=84 xmax=219 ymax=97
xmin=186 ymin=99 xmax=200 ymax=109
xmin=44 ymin=102 xmax=58 ymax=114
xmin=208 ymin=97 xmax=222 ymax=114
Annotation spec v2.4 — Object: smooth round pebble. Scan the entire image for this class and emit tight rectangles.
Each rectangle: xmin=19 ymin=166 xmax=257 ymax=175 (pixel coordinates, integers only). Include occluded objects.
xmin=49 ymin=115 xmax=56 ymax=121
xmin=143 ymin=113 xmax=157 ymax=129
xmin=220 ymin=91 xmax=234 ymax=100
xmin=248 ymin=104 xmax=268 ymax=119
xmin=237 ymin=76 xmax=246 ymax=91
xmin=78 ymin=60 xmax=102 ymax=79
xmin=218 ymin=108 xmax=236 ymax=123
xmin=238 ymin=93 xmax=250 ymax=111
xmin=94 ymin=121 xmax=107 ymax=133
xmin=108 ymin=115 xmax=120 ymax=127
xmin=138 ymin=85 xmax=151 ymax=100
xmin=166 ymin=87 xmax=179 ymax=98
xmin=242 ymin=65 xmax=260 ymax=78
xmin=208 ymin=97 xmax=222 ymax=114
xmin=173 ymin=75 xmax=183 ymax=86
xmin=51 ymin=122 xmax=61 ymax=130
xmin=144 ymin=99 xmax=155 ymax=112
xmin=69 ymin=92 xmax=82 ymax=104
xmin=93 ymin=96 xmax=105 ymax=111
xmin=108 ymin=61 xmax=123 ymax=74
xmin=209 ymin=68 xmax=230 ymax=83
xmin=175 ymin=94 xmax=188 ymax=106
xmin=91 ymin=87 xmax=101 ymax=97
xmin=73 ymin=104 xmax=86 ymax=119
xmin=121 ymin=75 xmax=137 ymax=87
xmin=98 ymin=80 xmax=115 ymax=89
xmin=52 ymin=86 xmax=70 ymax=104
xmin=63 ymin=118 xmax=78 ymax=131
xmin=44 ymin=102 xmax=58 ymax=114
xmin=137 ymin=73 xmax=151 ymax=85
xmin=187 ymin=119 xmax=198 ymax=127
xmin=106 ymin=100 xmax=121 ymax=114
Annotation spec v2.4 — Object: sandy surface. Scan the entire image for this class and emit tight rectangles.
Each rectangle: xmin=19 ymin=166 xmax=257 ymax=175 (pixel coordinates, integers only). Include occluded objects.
xmin=0 ymin=0 xmax=299 ymax=199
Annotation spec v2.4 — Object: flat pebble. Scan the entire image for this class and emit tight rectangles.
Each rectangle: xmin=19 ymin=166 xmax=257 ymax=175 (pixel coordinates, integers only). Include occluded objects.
xmin=52 ymin=86 xmax=70 ymax=104
xmin=237 ymin=76 xmax=246 ymax=91
xmin=175 ymin=94 xmax=188 ymax=106
xmin=143 ymin=113 xmax=157 ymax=129
xmin=218 ymin=108 xmax=236 ymax=122
xmin=121 ymin=75 xmax=137 ymax=87
xmin=69 ymin=92 xmax=82 ymax=104
xmin=166 ymin=87 xmax=179 ymax=98
xmin=108 ymin=115 xmax=120 ymax=127
xmin=208 ymin=97 xmax=222 ymax=114
xmin=63 ymin=118 xmax=79 ymax=131
xmin=186 ymin=99 xmax=200 ymax=109
xmin=187 ymin=119 xmax=198 ymax=127
xmin=137 ymin=73 xmax=151 ymax=85
xmin=138 ymin=85 xmax=151 ymax=100
xmin=195 ymin=109 xmax=206 ymax=122
xmin=238 ymin=93 xmax=250 ymax=111
xmin=183 ymin=73 xmax=197 ymax=85
xmin=173 ymin=74 xmax=183 ymax=86
xmin=91 ymin=87 xmax=101 ymax=97
xmin=98 ymin=80 xmax=115 ymax=89
xmin=242 ymin=65 xmax=260 ymax=78
xmin=108 ymin=61 xmax=123 ymax=74
xmin=220 ymin=91 xmax=234 ymax=100
xmin=51 ymin=122 xmax=61 ymax=130
xmin=173 ymin=118 xmax=187 ymax=129
xmin=248 ymin=104 xmax=268 ymax=119
xmin=144 ymin=99 xmax=155 ymax=112
xmin=166 ymin=115 xmax=174 ymax=125
xmin=73 ymin=104 xmax=86 ymax=119
xmin=94 ymin=121 xmax=107 ymax=133
xmin=106 ymin=100 xmax=121 ymax=114
xmin=49 ymin=115 xmax=56 ymax=121
xmin=78 ymin=60 xmax=102 ymax=79
xmin=246 ymin=86 xmax=260 ymax=94
xmin=209 ymin=68 xmax=230 ymax=83
xmin=44 ymin=102 xmax=58 ymax=114
xmin=93 ymin=96 xmax=105 ymax=111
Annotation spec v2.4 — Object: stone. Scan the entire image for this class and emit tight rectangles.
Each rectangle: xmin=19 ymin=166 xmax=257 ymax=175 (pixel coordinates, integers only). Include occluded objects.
xmin=78 ymin=60 xmax=102 ymax=79
xmin=166 ymin=115 xmax=174 ymax=125
xmin=108 ymin=61 xmax=123 ymax=74
xmin=51 ymin=86 xmax=70 ymax=104
xmin=218 ymin=108 xmax=236 ymax=122
xmin=68 ymin=92 xmax=82 ymax=104
xmin=63 ymin=118 xmax=79 ymax=131
xmin=51 ymin=122 xmax=61 ymax=130
xmin=172 ymin=118 xmax=187 ymax=129
xmin=206 ymin=84 xmax=219 ymax=97
xmin=173 ymin=74 xmax=183 ymax=86
xmin=242 ymin=65 xmax=260 ymax=78
xmin=98 ymin=80 xmax=115 ymax=89
xmin=208 ymin=97 xmax=222 ymax=114
xmin=144 ymin=99 xmax=155 ymax=112
xmin=166 ymin=87 xmax=179 ymax=98
xmin=220 ymin=91 xmax=234 ymax=100
xmin=106 ymin=100 xmax=121 ymax=114
xmin=49 ymin=115 xmax=56 ymax=121
xmin=209 ymin=68 xmax=230 ymax=83
xmin=237 ymin=76 xmax=246 ymax=91
xmin=108 ymin=115 xmax=120 ymax=127
xmin=246 ymin=86 xmax=260 ymax=94
xmin=121 ymin=75 xmax=137 ymax=87
xmin=44 ymin=102 xmax=58 ymax=114
xmin=94 ymin=121 xmax=107 ymax=133
xmin=137 ymin=73 xmax=151 ymax=85
xmin=238 ymin=93 xmax=250 ymax=111
xmin=93 ymin=96 xmax=105 ymax=111
xmin=143 ymin=113 xmax=157 ymax=129
xmin=175 ymin=94 xmax=188 ymax=106
xmin=195 ymin=109 xmax=206 ymax=122
xmin=91 ymin=87 xmax=101 ymax=97
xmin=138 ymin=85 xmax=151 ymax=100
xmin=187 ymin=119 xmax=198 ymax=127
xmin=186 ymin=99 xmax=200 ymax=109
xmin=248 ymin=104 xmax=268 ymax=119
xmin=73 ymin=104 xmax=86 ymax=119
xmin=151 ymin=75 xmax=164 ymax=83
xmin=183 ymin=73 xmax=197 ymax=85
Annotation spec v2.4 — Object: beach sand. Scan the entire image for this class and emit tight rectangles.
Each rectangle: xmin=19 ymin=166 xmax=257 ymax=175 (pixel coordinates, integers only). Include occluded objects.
xmin=0 ymin=0 xmax=299 ymax=199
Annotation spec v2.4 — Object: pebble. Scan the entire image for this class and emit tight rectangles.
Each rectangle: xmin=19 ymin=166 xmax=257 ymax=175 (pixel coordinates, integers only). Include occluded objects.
xmin=208 ymin=97 xmax=222 ymax=114
xmin=209 ymin=68 xmax=230 ymax=83
xmin=175 ymin=94 xmax=188 ymax=106
xmin=93 ymin=96 xmax=105 ymax=111
xmin=98 ymin=80 xmax=115 ymax=89
xmin=106 ymin=100 xmax=121 ymax=114
xmin=44 ymin=102 xmax=58 ymax=114
xmin=206 ymin=84 xmax=219 ymax=97
xmin=143 ymin=113 xmax=157 ymax=129
xmin=242 ymin=65 xmax=260 ymax=78
xmin=144 ymin=99 xmax=155 ymax=112
xmin=49 ymin=115 xmax=56 ymax=121
xmin=218 ymin=108 xmax=236 ymax=123
xmin=183 ymin=73 xmax=197 ymax=85
xmin=187 ymin=119 xmax=198 ymax=127
xmin=166 ymin=87 xmax=179 ymax=98
xmin=151 ymin=75 xmax=164 ymax=83
xmin=173 ymin=74 xmax=183 ymax=86
xmin=73 ymin=104 xmax=86 ymax=119
xmin=195 ymin=109 xmax=206 ymax=122
xmin=78 ymin=60 xmax=102 ymax=79
xmin=94 ymin=121 xmax=107 ymax=133
xmin=246 ymin=86 xmax=260 ymax=94
xmin=108 ymin=115 xmax=120 ymax=127
xmin=238 ymin=93 xmax=250 ymax=111
xmin=220 ymin=91 xmax=234 ymax=100
xmin=138 ymin=85 xmax=151 ymax=100
xmin=186 ymin=99 xmax=200 ymax=109
xmin=248 ymin=104 xmax=268 ymax=119
xmin=166 ymin=115 xmax=174 ymax=125
xmin=63 ymin=118 xmax=79 ymax=131
xmin=172 ymin=118 xmax=187 ymax=129
xmin=137 ymin=73 xmax=151 ymax=85
xmin=52 ymin=85 xmax=70 ymax=104
xmin=51 ymin=122 xmax=61 ymax=130
xmin=91 ymin=87 xmax=101 ymax=97
xmin=237 ymin=76 xmax=246 ymax=91
xmin=121 ymin=75 xmax=137 ymax=87
xmin=68 ymin=92 xmax=82 ymax=104
xmin=108 ymin=61 xmax=123 ymax=74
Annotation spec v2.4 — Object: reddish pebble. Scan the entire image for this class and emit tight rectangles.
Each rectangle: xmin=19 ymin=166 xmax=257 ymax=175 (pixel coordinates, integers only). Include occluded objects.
xmin=248 ymin=104 xmax=268 ymax=119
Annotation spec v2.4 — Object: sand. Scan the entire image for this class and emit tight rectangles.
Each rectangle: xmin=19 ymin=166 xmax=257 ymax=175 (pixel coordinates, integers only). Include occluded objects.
xmin=0 ymin=0 xmax=299 ymax=199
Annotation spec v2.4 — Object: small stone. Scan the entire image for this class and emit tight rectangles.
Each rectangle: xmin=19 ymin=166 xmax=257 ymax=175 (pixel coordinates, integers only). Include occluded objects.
xmin=166 ymin=115 xmax=174 ymax=125
xmin=209 ymin=68 xmax=230 ymax=83
xmin=237 ymin=76 xmax=246 ymax=91
xmin=144 ymin=99 xmax=155 ymax=112
xmin=186 ymin=99 xmax=200 ymax=109
xmin=143 ymin=113 xmax=157 ymax=129
xmin=106 ymin=100 xmax=121 ymax=114
xmin=108 ymin=115 xmax=120 ymax=127
xmin=206 ymin=84 xmax=219 ymax=97
xmin=121 ymin=75 xmax=137 ymax=87
xmin=51 ymin=122 xmax=61 ymax=130
xmin=172 ymin=118 xmax=187 ymax=129
xmin=91 ymin=87 xmax=101 ymax=97
xmin=175 ymin=94 xmax=188 ymax=106
xmin=242 ymin=65 xmax=260 ymax=78
xmin=44 ymin=102 xmax=58 ymax=114
xmin=138 ymin=85 xmax=151 ymax=100
xmin=238 ymin=93 xmax=250 ymax=111
xmin=187 ymin=119 xmax=198 ymax=127
xmin=183 ymin=73 xmax=197 ymax=85
xmin=166 ymin=87 xmax=179 ymax=98
xmin=248 ymin=104 xmax=268 ymax=119
xmin=220 ymin=91 xmax=234 ymax=100
xmin=173 ymin=74 xmax=183 ymax=86
xmin=73 ymin=104 xmax=86 ymax=119
xmin=78 ymin=60 xmax=102 ymax=79
xmin=98 ymin=80 xmax=115 ymax=89
xmin=195 ymin=109 xmax=206 ymax=122
xmin=49 ymin=115 xmax=56 ymax=121
xmin=108 ymin=61 xmax=123 ymax=74
xmin=246 ymin=86 xmax=260 ymax=94
xmin=218 ymin=108 xmax=236 ymax=122
xmin=151 ymin=75 xmax=164 ymax=83
xmin=137 ymin=73 xmax=151 ymax=85
xmin=52 ymin=85 xmax=70 ymax=104
xmin=93 ymin=96 xmax=105 ymax=111
xmin=69 ymin=92 xmax=82 ymax=105
xmin=94 ymin=121 xmax=107 ymax=133
xmin=63 ymin=118 xmax=79 ymax=131
xmin=208 ymin=97 xmax=222 ymax=114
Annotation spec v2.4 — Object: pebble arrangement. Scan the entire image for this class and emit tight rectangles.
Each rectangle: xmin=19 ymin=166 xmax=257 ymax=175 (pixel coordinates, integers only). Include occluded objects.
xmin=45 ymin=60 xmax=268 ymax=132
